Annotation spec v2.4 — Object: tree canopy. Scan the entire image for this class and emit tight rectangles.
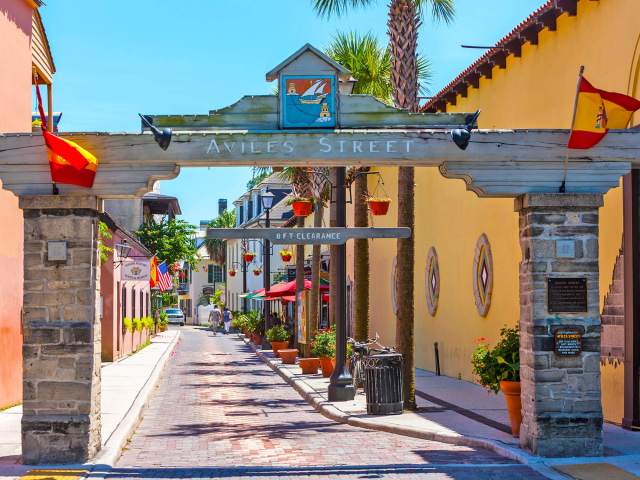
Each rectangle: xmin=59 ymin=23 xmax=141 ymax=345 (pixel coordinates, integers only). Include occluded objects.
xmin=205 ymin=209 xmax=237 ymax=265
xmin=136 ymin=218 xmax=199 ymax=269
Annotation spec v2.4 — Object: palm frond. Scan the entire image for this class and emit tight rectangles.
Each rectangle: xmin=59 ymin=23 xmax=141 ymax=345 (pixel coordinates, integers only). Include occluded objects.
xmin=416 ymin=0 xmax=455 ymax=24
xmin=312 ymin=0 xmax=377 ymax=18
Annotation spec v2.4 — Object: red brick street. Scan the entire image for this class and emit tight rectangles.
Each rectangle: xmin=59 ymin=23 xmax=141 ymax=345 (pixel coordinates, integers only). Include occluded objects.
xmin=108 ymin=328 xmax=547 ymax=479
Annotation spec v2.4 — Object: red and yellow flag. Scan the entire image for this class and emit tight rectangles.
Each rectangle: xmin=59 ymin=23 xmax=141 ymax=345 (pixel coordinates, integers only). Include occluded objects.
xmin=149 ymin=256 xmax=159 ymax=288
xmin=568 ymin=76 xmax=640 ymax=149
xmin=35 ymin=79 xmax=98 ymax=187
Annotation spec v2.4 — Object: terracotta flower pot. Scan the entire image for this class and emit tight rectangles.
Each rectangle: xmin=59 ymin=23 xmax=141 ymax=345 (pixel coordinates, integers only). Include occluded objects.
xmin=280 ymin=254 xmax=292 ymax=262
xmin=299 ymin=357 xmax=320 ymax=374
xmin=292 ymin=200 xmax=313 ymax=217
xmin=368 ymin=198 xmax=391 ymax=216
xmin=320 ymin=357 xmax=334 ymax=377
xmin=500 ymin=380 xmax=522 ymax=437
xmin=270 ymin=340 xmax=289 ymax=357
xmin=244 ymin=253 xmax=255 ymax=262
xmin=253 ymin=334 xmax=263 ymax=346
xmin=279 ymin=349 xmax=298 ymax=365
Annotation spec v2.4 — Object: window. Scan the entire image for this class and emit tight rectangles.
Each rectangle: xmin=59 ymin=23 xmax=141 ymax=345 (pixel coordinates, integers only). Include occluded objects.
xmin=208 ymin=264 xmax=223 ymax=283
xmin=132 ymin=287 xmax=137 ymax=318
xmin=122 ymin=285 xmax=127 ymax=319
xmin=140 ymin=290 xmax=144 ymax=317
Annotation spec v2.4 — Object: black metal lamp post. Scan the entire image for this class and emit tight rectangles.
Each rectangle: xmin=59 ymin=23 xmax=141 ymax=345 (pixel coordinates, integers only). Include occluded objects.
xmin=329 ymin=167 xmax=356 ymax=401
xmin=261 ymin=191 xmax=275 ymax=341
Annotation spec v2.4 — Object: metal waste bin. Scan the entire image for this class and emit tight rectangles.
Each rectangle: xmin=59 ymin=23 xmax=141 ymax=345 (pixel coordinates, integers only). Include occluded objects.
xmin=363 ymin=352 xmax=404 ymax=415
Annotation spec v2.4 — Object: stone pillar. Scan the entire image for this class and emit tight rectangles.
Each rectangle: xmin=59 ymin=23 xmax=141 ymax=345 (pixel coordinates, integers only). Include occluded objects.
xmin=515 ymin=193 xmax=603 ymax=457
xmin=20 ymin=196 xmax=101 ymax=464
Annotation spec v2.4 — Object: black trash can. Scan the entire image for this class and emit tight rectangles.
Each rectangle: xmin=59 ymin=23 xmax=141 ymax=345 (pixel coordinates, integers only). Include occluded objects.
xmin=363 ymin=352 xmax=404 ymax=415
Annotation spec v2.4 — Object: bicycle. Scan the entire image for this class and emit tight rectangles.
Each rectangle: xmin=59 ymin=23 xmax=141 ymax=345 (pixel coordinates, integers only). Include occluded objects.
xmin=348 ymin=334 xmax=395 ymax=391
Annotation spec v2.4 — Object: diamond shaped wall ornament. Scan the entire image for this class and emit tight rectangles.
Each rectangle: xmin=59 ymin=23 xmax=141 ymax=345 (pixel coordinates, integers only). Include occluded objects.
xmin=473 ymin=234 xmax=493 ymax=317
xmin=425 ymin=247 xmax=440 ymax=316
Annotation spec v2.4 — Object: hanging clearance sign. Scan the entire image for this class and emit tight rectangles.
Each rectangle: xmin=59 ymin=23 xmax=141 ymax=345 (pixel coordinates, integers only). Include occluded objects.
xmin=205 ymin=227 xmax=411 ymax=245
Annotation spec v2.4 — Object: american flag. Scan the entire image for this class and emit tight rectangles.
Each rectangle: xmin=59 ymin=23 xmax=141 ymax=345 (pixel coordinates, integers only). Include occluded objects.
xmin=157 ymin=261 xmax=173 ymax=292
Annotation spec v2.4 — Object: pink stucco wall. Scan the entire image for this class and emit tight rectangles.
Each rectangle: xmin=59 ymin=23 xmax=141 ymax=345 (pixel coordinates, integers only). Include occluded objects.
xmin=0 ymin=0 xmax=34 ymax=409
xmin=101 ymin=230 xmax=151 ymax=362
xmin=0 ymin=1 xmax=33 ymax=133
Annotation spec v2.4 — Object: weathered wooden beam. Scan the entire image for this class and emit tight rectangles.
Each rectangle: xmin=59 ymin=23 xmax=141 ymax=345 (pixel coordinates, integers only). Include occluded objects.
xmin=505 ymin=37 xmax=523 ymax=58
xmin=521 ymin=23 xmax=541 ymax=45
xmin=557 ymin=0 xmax=578 ymax=16
xmin=465 ymin=72 xmax=481 ymax=89
xmin=446 ymin=91 xmax=457 ymax=106
xmin=205 ymin=227 xmax=411 ymax=245
xmin=454 ymin=82 xmax=468 ymax=98
xmin=1 ymin=129 xmax=638 ymax=198
xmin=539 ymin=8 xmax=560 ymax=31
xmin=492 ymin=50 xmax=508 ymax=69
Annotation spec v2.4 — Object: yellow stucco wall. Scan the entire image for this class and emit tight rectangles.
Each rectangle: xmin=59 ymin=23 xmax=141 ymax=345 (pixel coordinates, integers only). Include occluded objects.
xmin=367 ymin=0 xmax=640 ymax=424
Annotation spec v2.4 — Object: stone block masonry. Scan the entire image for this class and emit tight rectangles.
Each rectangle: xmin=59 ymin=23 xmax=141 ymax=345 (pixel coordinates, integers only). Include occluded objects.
xmin=19 ymin=196 xmax=101 ymax=464
xmin=515 ymin=193 xmax=603 ymax=457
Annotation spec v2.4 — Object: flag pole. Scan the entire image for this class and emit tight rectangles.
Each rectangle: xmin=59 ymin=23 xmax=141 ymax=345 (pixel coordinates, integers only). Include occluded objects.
xmin=561 ymin=65 xmax=585 ymax=193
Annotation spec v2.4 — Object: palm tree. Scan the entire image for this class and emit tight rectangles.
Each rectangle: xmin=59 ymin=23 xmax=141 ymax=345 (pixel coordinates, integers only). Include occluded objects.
xmin=326 ymin=32 xmax=431 ymax=342
xmin=313 ymin=0 xmax=455 ymax=410
xmin=204 ymin=209 xmax=236 ymax=265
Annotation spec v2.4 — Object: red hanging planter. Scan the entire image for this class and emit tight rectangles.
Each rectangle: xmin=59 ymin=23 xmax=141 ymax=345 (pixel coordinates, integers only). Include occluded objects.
xmin=253 ymin=268 xmax=262 ymax=276
xmin=280 ymin=249 xmax=293 ymax=262
xmin=367 ymin=198 xmax=391 ymax=216
xmin=291 ymin=199 xmax=313 ymax=217
xmin=229 ymin=269 xmax=237 ymax=277
xmin=244 ymin=252 xmax=256 ymax=262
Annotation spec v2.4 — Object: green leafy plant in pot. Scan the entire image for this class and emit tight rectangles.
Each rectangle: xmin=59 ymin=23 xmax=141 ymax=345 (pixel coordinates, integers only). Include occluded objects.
xmin=266 ymin=324 xmax=290 ymax=357
xmin=471 ymin=326 xmax=521 ymax=437
xmin=312 ymin=328 xmax=336 ymax=377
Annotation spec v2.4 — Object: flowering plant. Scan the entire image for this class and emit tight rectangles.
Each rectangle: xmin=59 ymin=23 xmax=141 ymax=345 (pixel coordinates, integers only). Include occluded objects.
xmin=471 ymin=326 xmax=520 ymax=394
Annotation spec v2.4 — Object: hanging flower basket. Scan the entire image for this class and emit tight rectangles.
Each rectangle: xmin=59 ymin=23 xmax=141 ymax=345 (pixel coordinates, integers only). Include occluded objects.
xmin=229 ymin=269 xmax=237 ymax=277
xmin=253 ymin=268 xmax=262 ymax=276
xmin=279 ymin=249 xmax=293 ymax=262
xmin=289 ymin=198 xmax=313 ymax=217
xmin=367 ymin=197 xmax=391 ymax=216
xmin=244 ymin=252 xmax=256 ymax=262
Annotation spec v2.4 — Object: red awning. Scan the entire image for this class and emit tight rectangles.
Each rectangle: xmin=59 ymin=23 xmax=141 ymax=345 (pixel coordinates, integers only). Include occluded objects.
xmin=266 ymin=279 xmax=329 ymax=297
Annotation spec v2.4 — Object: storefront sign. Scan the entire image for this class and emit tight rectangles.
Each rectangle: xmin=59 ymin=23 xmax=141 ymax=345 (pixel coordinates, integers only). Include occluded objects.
xmin=122 ymin=259 xmax=150 ymax=281
xmin=547 ymin=277 xmax=588 ymax=313
xmin=554 ymin=328 xmax=583 ymax=356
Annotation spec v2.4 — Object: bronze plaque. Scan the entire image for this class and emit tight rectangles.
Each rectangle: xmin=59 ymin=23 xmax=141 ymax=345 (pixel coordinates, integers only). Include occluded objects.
xmin=548 ymin=277 xmax=588 ymax=313
xmin=554 ymin=328 xmax=582 ymax=356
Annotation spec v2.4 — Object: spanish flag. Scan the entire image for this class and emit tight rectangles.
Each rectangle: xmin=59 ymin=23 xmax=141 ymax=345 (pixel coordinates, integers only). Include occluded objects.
xmin=35 ymin=79 xmax=98 ymax=187
xmin=568 ymin=74 xmax=640 ymax=149
xmin=150 ymin=256 xmax=159 ymax=288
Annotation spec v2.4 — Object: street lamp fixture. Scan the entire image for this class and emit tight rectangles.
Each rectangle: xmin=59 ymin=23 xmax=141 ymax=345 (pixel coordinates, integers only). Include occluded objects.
xmin=451 ymin=109 xmax=481 ymax=151
xmin=261 ymin=191 xmax=275 ymax=210
xmin=114 ymin=239 xmax=131 ymax=260
xmin=138 ymin=114 xmax=172 ymax=151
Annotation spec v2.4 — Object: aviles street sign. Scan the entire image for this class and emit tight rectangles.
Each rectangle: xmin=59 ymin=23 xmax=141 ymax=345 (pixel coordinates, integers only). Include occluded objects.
xmin=205 ymin=227 xmax=411 ymax=245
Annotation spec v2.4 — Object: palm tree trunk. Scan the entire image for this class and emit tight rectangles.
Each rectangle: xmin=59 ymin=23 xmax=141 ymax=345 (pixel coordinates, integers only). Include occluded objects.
xmin=354 ymin=171 xmax=369 ymax=341
xmin=309 ymin=202 xmax=324 ymax=342
xmin=389 ymin=0 xmax=419 ymax=410
xmin=296 ymin=217 xmax=307 ymax=355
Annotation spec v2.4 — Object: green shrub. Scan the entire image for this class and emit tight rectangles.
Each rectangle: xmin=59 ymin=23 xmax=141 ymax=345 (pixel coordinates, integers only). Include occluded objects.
xmin=123 ymin=317 xmax=133 ymax=333
xmin=471 ymin=326 xmax=520 ymax=394
xmin=245 ymin=310 xmax=264 ymax=336
xmin=132 ymin=317 xmax=143 ymax=332
xmin=142 ymin=316 xmax=154 ymax=331
xmin=232 ymin=313 xmax=248 ymax=331
xmin=266 ymin=324 xmax=289 ymax=342
xmin=159 ymin=311 xmax=168 ymax=326
xmin=311 ymin=328 xmax=335 ymax=358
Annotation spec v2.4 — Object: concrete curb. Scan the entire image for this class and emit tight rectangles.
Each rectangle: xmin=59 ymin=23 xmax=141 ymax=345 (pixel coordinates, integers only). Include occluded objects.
xmin=242 ymin=335 xmax=569 ymax=480
xmin=91 ymin=330 xmax=180 ymax=467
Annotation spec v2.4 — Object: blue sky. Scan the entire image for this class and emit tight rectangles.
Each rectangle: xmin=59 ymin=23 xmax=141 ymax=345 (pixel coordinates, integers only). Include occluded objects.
xmin=42 ymin=0 xmax=544 ymax=225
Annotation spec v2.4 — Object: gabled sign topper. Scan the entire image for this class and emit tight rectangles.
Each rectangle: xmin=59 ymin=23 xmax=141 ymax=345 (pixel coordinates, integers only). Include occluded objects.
xmin=266 ymin=43 xmax=353 ymax=129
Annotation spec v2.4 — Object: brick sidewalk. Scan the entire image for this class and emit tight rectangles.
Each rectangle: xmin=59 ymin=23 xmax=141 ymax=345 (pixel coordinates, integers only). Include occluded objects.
xmin=104 ymin=328 xmax=548 ymax=479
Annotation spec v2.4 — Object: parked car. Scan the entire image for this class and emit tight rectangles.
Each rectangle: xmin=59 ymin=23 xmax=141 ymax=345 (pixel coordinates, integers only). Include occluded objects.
xmin=164 ymin=308 xmax=185 ymax=326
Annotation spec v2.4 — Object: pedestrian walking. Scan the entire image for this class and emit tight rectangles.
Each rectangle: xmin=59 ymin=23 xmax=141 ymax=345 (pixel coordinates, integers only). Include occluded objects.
xmin=223 ymin=307 xmax=232 ymax=334
xmin=209 ymin=305 xmax=222 ymax=336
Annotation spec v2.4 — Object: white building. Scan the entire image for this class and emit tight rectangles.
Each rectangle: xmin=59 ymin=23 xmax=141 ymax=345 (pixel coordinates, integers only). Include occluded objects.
xmin=226 ymin=173 xmax=293 ymax=312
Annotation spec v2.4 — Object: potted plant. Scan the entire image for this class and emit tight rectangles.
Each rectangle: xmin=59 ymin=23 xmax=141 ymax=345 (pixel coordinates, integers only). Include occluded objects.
xmin=266 ymin=324 xmax=290 ymax=357
xmin=279 ymin=249 xmax=293 ymax=262
xmin=229 ymin=269 xmax=237 ymax=277
xmin=312 ymin=328 xmax=336 ymax=377
xmin=253 ymin=267 xmax=262 ymax=276
xmin=279 ymin=348 xmax=298 ymax=365
xmin=366 ymin=196 xmax=392 ymax=216
xmin=471 ymin=326 xmax=521 ymax=437
xmin=157 ymin=311 xmax=168 ymax=332
xmin=288 ymin=196 xmax=314 ymax=217
xmin=243 ymin=251 xmax=256 ymax=262
xmin=245 ymin=310 xmax=264 ymax=345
